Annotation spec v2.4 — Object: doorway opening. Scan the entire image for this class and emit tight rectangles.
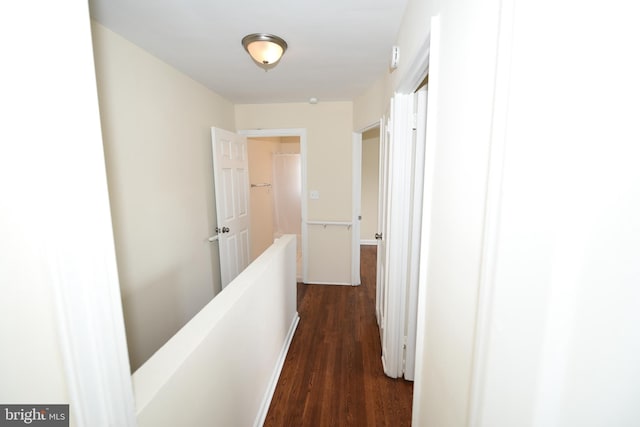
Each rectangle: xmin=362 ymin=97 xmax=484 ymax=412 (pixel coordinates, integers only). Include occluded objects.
xmin=353 ymin=119 xmax=387 ymax=344
xmin=240 ymin=128 xmax=308 ymax=283
xmin=359 ymin=126 xmax=381 ymax=247
xmin=247 ymin=135 xmax=302 ymax=280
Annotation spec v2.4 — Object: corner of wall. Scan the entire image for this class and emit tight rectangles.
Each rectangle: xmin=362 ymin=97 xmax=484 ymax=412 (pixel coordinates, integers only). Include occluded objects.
xmin=353 ymin=73 xmax=392 ymax=130
xmin=91 ymin=23 xmax=235 ymax=370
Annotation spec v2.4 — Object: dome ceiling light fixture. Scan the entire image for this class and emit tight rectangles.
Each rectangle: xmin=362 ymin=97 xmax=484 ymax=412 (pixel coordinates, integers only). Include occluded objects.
xmin=242 ymin=33 xmax=288 ymax=71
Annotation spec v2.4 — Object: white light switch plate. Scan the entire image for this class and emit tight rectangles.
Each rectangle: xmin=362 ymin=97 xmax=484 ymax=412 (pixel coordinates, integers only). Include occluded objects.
xmin=310 ymin=190 xmax=320 ymax=200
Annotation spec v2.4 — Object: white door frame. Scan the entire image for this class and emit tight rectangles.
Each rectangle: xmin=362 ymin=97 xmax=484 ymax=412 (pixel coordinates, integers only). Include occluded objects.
xmin=379 ymin=16 xmax=438 ymax=380
xmin=410 ymin=15 xmax=441 ymax=423
xmin=376 ymin=116 xmax=390 ymax=329
xmin=382 ymin=92 xmax=416 ymax=378
xmin=8 ymin=2 xmax=138 ymax=424
xmin=404 ymin=86 xmax=429 ymax=380
xmin=238 ymin=128 xmax=308 ymax=283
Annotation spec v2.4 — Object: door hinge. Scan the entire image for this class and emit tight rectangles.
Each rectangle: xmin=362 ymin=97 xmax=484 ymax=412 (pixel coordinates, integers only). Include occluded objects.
xmin=401 ymin=336 xmax=408 ymax=375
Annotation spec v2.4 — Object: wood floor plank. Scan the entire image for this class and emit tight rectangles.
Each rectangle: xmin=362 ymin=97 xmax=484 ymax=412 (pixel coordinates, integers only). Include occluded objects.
xmin=264 ymin=245 xmax=413 ymax=426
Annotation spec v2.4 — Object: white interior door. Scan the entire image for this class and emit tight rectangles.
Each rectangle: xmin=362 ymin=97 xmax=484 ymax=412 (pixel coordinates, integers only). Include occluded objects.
xmin=376 ymin=115 xmax=391 ymax=336
xmin=211 ymin=127 xmax=251 ymax=288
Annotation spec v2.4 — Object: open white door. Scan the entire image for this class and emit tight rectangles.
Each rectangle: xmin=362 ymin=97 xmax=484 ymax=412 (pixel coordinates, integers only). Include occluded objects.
xmin=211 ymin=127 xmax=251 ymax=288
xmin=380 ymin=92 xmax=419 ymax=378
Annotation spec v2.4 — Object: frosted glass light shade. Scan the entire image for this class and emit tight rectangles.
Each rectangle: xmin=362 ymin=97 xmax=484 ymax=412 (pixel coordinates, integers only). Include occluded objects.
xmin=242 ymin=34 xmax=288 ymax=70
xmin=247 ymin=40 xmax=283 ymax=64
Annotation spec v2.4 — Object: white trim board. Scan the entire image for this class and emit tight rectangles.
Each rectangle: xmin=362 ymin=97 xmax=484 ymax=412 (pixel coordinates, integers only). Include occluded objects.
xmin=361 ymin=239 xmax=378 ymax=246
xmin=396 ymin=27 xmax=432 ymax=94
xmin=302 ymin=281 xmax=354 ymax=286
xmin=382 ymin=92 xmax=415 ymax=378
xmin=466 ymin=1 xmax=514 ymax=423
xmin=253 ymin=312 xmax=300 ymax=427
xmin=28 ymin=3 xmax=139 ymax=425
xmin=411 ymin=15 xmax=440 ymax=426
xmin=404 ymin=85 xmax=429 ymax=381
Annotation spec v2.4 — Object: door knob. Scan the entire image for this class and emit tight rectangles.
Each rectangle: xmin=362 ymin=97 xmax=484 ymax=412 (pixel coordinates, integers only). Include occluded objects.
xmin=375 ymin=232 xmax=383 ymax=240
xmin=222 ymin=226 xmax=230 ymax=233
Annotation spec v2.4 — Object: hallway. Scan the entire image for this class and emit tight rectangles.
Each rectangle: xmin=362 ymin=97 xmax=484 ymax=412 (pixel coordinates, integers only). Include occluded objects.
xmin=264 ymin=246 xmax=413 ymax=426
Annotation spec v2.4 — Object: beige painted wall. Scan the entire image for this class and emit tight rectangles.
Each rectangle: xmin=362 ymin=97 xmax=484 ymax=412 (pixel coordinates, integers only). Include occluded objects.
xmin=236 ymin=102 xmax=354 ymax=284
xmin=280 ymin=136 xmax=302 ymax=154
xmin=361 ymin=128 xmax=380 ymax=241
xmin=91 ymin=22 xmax=236 ymax=371
xmin=353 ymin=74 xmax=392 ymax=131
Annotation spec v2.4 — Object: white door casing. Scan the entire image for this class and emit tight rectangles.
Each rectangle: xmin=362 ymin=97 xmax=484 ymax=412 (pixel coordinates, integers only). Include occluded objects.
xmin=2 ymin=2 xmax=138 ymax=424
xmin=211 ymin=127 xmax=251 ymax=288
xmin=381 ymin=93 xmax=417 ymax=378
xmin=376 ymin=116 xmax=389 ymax=329
xmin=379 ymin=19 xmax=434 ymax=383
xmin=404 ymin=86 xmax=429 ymax=380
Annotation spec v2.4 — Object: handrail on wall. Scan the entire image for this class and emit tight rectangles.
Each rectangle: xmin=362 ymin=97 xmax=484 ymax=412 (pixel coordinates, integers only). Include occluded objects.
xmin=306 ymin=220 xmax=353 ymax=230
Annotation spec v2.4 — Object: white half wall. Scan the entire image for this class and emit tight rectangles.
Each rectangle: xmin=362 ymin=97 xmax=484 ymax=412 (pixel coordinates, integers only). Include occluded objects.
xmin=132 ymin=235 xmax=298 ymax=427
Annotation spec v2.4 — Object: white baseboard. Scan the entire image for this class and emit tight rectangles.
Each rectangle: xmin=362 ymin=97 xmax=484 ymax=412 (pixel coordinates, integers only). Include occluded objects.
xmin=360 ymin=239 xmax=378 ymax=246
xmin=302 ymin=281 xmax=353 ymax=286
xmin=254 ymin=312 xmax=300 ymax=427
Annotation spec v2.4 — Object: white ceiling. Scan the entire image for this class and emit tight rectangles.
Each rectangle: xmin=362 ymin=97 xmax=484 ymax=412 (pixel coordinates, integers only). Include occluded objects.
xmin=88 ymin=0 xmax=409 ymax=104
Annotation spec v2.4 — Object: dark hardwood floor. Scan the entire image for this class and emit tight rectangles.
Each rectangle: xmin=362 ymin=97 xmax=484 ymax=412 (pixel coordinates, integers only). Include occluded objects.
xmin=264 ymin=245 xmax=413 ymax=426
